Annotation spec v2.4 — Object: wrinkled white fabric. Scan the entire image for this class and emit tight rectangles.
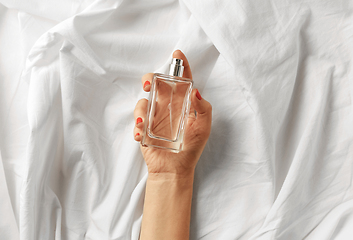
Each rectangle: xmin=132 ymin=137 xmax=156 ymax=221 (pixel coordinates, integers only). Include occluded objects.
xmin=0 ymin=0 xmax=352 ymax=239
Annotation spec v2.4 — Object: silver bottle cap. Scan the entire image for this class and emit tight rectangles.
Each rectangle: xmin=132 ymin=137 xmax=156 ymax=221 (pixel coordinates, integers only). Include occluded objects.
xmin=169 ymin=58 xmax=184 ymax=77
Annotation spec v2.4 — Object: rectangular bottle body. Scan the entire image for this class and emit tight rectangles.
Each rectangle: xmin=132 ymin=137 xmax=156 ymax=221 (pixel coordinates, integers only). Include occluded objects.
xmin=141 ymin=73 xmax=193 ymax=152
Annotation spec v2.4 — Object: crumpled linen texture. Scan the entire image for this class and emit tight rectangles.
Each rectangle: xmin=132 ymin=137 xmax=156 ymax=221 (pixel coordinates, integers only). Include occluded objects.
xmin=0 ymin=0 xmax=352 ymax=239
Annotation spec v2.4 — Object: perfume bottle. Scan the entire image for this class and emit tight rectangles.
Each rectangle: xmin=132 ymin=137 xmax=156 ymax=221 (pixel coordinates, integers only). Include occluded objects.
xmin=141 ymin=58 xmax=193 ymax=152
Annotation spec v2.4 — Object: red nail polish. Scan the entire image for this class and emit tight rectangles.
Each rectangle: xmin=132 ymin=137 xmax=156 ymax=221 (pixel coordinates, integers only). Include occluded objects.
xmin=196 ymin=90 xmax=202 ymax=100
xmin=135 ymin=133 xmax=140 ymax=137
xmin=143 ymin=81 xmax=150 ymax=89
xmin=136 ymin=117 xmax=143 ymax=124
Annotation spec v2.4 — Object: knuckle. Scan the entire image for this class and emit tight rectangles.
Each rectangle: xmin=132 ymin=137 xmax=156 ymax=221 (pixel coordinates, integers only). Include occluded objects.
xmin=206 ymin=103 xmax=212 ymax=112
xmin=136 ymin=98 xmax=148 ymax=107
xmin=137 ymin=98 xmax=145 ymax=105
xmin=134 ymin=98 xmax=148 ymax=116
xmin=142 ymin=73 xmax=154 ymax=81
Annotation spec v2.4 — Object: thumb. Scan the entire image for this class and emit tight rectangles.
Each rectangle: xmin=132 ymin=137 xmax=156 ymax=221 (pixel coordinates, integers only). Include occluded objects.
xmin=191 ymin=89 xmax=212 ymax=134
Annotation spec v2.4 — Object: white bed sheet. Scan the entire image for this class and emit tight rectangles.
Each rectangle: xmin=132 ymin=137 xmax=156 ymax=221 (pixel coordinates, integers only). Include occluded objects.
xmin=0 ymin=0 xmax=352 ymax=239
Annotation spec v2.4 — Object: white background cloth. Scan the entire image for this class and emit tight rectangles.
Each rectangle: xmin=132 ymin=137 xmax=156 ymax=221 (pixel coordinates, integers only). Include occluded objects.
xmin=0 ymin=0 xmax=353 ymax=239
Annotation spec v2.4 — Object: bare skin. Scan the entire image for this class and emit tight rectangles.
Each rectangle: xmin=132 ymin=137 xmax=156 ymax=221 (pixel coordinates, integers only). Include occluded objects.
xmin=134 ymin=50 xmax=212 ymax=240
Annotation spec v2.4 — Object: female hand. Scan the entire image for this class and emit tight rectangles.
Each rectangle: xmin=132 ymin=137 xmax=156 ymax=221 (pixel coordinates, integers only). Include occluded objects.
xmin=133 ymin=50 xmax=212 ymax=177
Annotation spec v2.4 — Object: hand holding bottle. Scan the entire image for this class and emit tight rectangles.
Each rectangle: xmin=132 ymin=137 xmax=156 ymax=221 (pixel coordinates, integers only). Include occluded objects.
xmin=135 ymin=50 xmax=212 ymax=240
xmin=133 ymin=50 xmax=212 ymax=177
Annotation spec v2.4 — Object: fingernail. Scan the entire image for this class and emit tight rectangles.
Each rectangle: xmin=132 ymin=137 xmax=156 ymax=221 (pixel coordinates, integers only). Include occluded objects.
xmin=136 ymin=117 xmax=143 ymax=124
xmin=196 ymin=89 xmax=202 ymax=100
xmin=143 ymin=81 xmax=150 ymax=89
xmin=135 ymin=133 xmax=140 ymax=137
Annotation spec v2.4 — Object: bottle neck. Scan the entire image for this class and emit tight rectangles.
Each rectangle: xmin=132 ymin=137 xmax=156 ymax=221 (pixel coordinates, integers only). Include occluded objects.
xmin=169 ymin=58 xmax=184 ymax=77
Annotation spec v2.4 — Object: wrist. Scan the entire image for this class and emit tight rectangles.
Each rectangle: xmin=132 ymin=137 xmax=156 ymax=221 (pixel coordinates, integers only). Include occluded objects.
xmin=142 ymin=169 xmax=195 ymax=240
xmin=147 ymin=170 xmax=195 ymax=182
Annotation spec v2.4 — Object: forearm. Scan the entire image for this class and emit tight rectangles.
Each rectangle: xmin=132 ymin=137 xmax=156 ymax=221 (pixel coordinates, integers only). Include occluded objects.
xmin=140 ymin=172 xmax=195 ymax=240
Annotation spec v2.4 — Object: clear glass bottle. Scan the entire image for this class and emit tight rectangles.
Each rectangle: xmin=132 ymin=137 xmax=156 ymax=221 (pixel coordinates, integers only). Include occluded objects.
xmin=141 ymin=58 xmax=193 ymax=152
